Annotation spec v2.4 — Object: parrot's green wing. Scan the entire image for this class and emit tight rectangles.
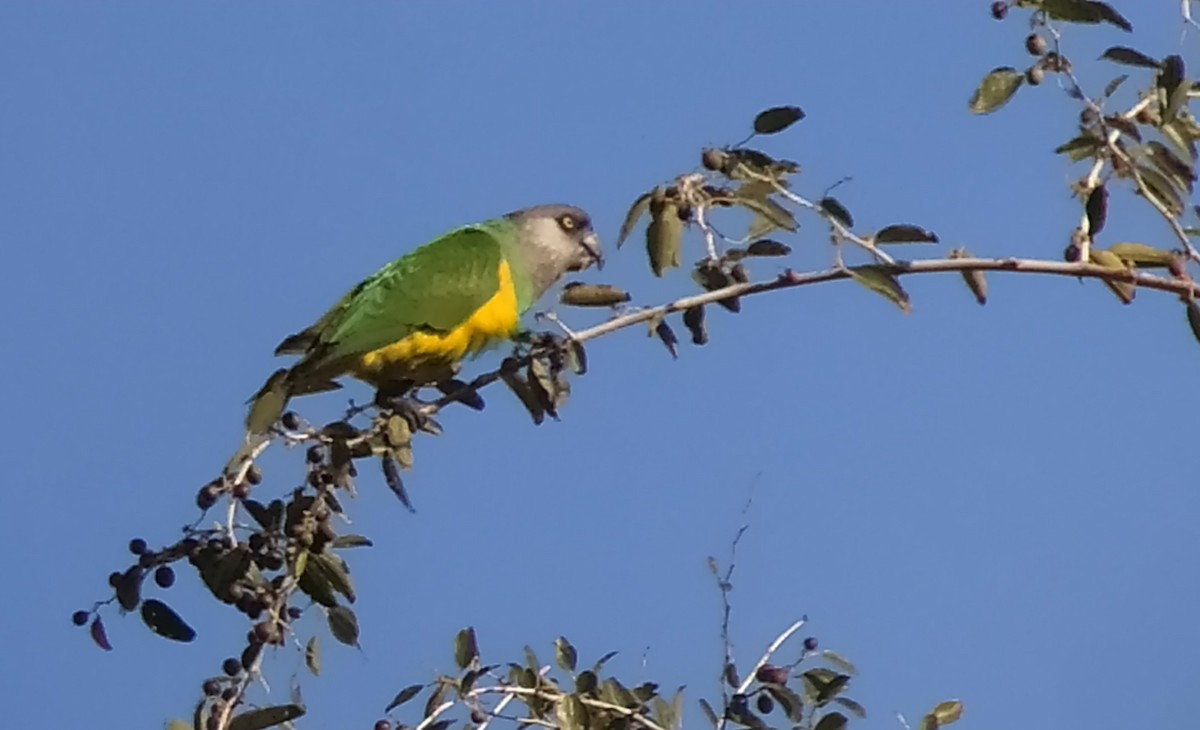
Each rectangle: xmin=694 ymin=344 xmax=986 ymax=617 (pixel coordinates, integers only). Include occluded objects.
xmin=284 ymin=223 xmax=512 ymax=374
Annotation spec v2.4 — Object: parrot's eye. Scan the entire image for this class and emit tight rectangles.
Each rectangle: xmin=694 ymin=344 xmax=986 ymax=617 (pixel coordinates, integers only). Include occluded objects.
xmin=558 ymin=215 xmax=577 ymax=231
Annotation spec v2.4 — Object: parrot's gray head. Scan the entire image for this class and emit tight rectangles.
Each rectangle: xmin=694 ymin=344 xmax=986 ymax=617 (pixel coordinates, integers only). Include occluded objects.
xmin=506 ymin=204 xmax=604 ymax=300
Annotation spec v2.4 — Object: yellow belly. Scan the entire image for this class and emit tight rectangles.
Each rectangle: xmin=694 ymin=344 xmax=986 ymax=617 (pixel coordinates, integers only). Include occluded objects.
xmin=355 ymin=260 xmax=519 ymax=384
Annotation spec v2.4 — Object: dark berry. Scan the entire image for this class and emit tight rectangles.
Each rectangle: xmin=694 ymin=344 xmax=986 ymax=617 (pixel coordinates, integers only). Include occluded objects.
xmin=306 ymin=445 xmax=324 ymax=464
xmin=232 ymin=481 xmax=252 ymax=500
xmin=154 ymin=565 xmax=176 ymax=589
xmin=252 ymin=621 xmax=275 ymax=644
xmin=245 ymin=464 xmax=262 ymax=486
xmin=222 ymin=657 xmax=242 ymax=676
xmin=72 ymin=610 xmax=89 ymax=626
xmin=1025 ymin=66 xmax=1044 ymax=86
xmin=202 ymin=679 xmax=221 ymax=697
xmin=701 ymin=148 xmax=726 ymax=172
xmin=221 ymin=687 xmax=237 ymax=702
xmin=803 ymin=636 xmax=818 ymax=652
xmin=756 ymin=694 xmax=774 ymax=714
xmin=128 ymin=538 xmax=148 ymax=555
xmin=197 ymin=483 xmax=220 ymax=510
xmin=375 ymin=721 xmax=392 ymax=730
xmin=755 ymin=665 xmax=788 ymax=685
xmin=1025 ymin=33 xmax=1046 ymax=56
xmin=108 ymin=571 xmax=122 ymax=588
xmin=470 ymin=709 xmax=487 ymax=724
xmin=206 ymin=714 xmax=220 ymax=730
xmin=990 ymin=1 xmax=1007 ymax=20
xmin=286 ymin=606 xmax=303 ymax=620
xmin=281 ymin=411 xmax=301 ymax=430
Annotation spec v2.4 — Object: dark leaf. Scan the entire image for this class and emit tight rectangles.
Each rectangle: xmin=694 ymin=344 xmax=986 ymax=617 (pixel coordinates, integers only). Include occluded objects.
xmin=385 ymin=685 xmax=424 ymax=713
xmin=1041 ymin=0 xmax=1131 ymax=31
xmin=1145 ymin=141 xmax=1196 ymax=190
xmin=813 ymin=711 xmax=849 ymax=730
xmin=554 ymin=636 xmax=578 ymax=673
xmin=1100 ymin=46 xmax=1159 ymax=68
xmin=753 ymin=105 xmax=806 ymax=135
xmin=576 ymin=670 xmax=599 ymax=694
xmin=1085 ymin=184 xmax=1108 ymax=236
xmin=304 ymin=635 xmax=320 ymax=676
xmin=969 ymin=67 xmax=1023 ymax=114
xmin=699 ymin=698 xmax=720 ymax=729
xmin=565 ymin=338 xmax=588 ymax=375
xmin=765 ymin=684 xmax=805 ymax=722
xmin=1103 ymin=114 xmax=1141 ymax=142
xmin=500 ymin=360 xmax=544 ymax=426
xmin=424 ymin=679 xmax=451 ymax=719
xmin=380 ymin=455 xmax=415 ymax=513
xmin=115 ymin=566 xmax=143 ymax=611
xmin=1187 ymin=300 xmax=1200 ymax=346
xmin=242 ymin=499 xmax=273 ymax=530
xmin=455 ymin=627 xmax=479 ymax=670
xmin=875 ymin=224 xmax=939 ymax=244
xmin=1158 ymin=55 xmax=1186 ymax=120
xmin=693 ymin=263 xmax=741 ymax=313
xmin=736 ymin=194 xmax=798 ymax=236
xmin=833 ymin=697 xmax=867 ymax=718
xmin=560 ymin=283 xmax=632 ymax=307
xmin=326 ymin=605 xmax=359 ymax=647
xmin=309 ymin=552 xmax=355 ymax=603
xmin=819 ymin=197 xmax=854 ymax=228
xmin=140 ymin=599 xmax=196 ymax=642
xmin=227 ymin=704 xmax=306 ymax=730
xmin=683 ymin=305 xmax=708 ymax=345
xmin=297 ymin=558 xmax=338 ymax=608
xmin=1135 ymin=162 xmax=1186 ymax=216
xmin=617 ymin=191 xmax=654 ymax=249
xmin=330 ymin=534 xmax=373 ymax=549
xmin=435 ymin=378 xmax=485 ymax=411
xmin=556 ymin=695 xmax=587 ymax=730
xmin=1055 ymin=133 xmax=1105 ymax=161
xmin=524 ymin=644 xmax=541 ymax=671
xmin=654 ymin=319 xmax=679 ymax=359
xmin=592 ymin=650 xmax=619 ymax=672
xmin=1103 ymin=74 xmax=1128 ymax=98
xmin=746 ymin=239 xmax=793 ymax=257
xmin=723 ymin=148 xmax=801 ymax=181
xmin=723 ymin=662 xmax=740 ymax=689
xmin=89 ymin=616 xmax=112 ymax=651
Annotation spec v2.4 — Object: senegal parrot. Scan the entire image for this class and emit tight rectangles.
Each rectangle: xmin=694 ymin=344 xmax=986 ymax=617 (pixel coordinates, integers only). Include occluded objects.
xmin=242 ymin=204 xmax=603 ymax=439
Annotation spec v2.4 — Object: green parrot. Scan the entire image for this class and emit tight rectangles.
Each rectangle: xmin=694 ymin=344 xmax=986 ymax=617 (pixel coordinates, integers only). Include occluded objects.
xmin=242 ymin=204 xmax=603 ymax=438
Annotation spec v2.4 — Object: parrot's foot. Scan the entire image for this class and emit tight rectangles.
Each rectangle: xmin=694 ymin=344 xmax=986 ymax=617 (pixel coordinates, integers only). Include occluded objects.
xmin=373 ymin=389 xmax=443 ymax=436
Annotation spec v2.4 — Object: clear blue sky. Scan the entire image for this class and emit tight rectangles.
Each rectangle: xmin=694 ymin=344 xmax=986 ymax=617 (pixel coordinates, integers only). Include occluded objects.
xmin=2 ymin=3 xmax=1196 ymax=729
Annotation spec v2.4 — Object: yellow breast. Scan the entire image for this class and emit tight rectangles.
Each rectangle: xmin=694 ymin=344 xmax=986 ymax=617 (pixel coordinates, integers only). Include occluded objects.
xmin=356 ymin=260 xmax=520 ymax=384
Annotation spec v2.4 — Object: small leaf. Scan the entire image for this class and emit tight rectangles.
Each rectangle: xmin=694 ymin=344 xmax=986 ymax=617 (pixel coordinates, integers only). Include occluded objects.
xmin=1158 ymin=55 xmax=1186 ymax=121
xmin=556 ymin=694 xmax=587 ymax=730
xmin=555 ymin=636 xmax=578 ymax=673
xmin=765 ymin=684 xmax=805 ymax=722
xmin=1100 ymin=46 xmax=1159 ymax=68
xmin=1103 ymin=74 xmax=1128 ymax=98
xmin=227 ymin=704 xmax=306 ymax=730
xmin=1135 ymin=162 xmax=1186 ymax=216
xmin=745 ymin=239 xmax=792 ymax=257
xmin=647 ymin=188 xmax=683 ymax=277
xmin=617 ymin=190 xmax=654 ymax=249
xmin=820 ymin=197 xmax=854 ymax=228
xmin=820 ymin=649 xmax=858 ymax=675
xmin=833 ymin=697 xmax=867 ymax=718
xmin=699 ymin=698 xmax=720 ymax=728
xmin=847 ymin=265 xmax=911 ymax=313
xmin=560 ymin=283 xmax=631 ymax=307
xmin=723 ymin=662 xmax=740 ymax=689
xmin=385 ymin=684 xmax=425 ymax=713
xmin=330 ymin=534 xmax=373 ymax=549
xmin=1186 ymin=300 xmax=1200 ymax=346
xmin=455 ymin=627 xmax=480 ymax=670
xmin=683 ymin=305 xmax=707 ymax=345
xmin=305 ymin=635 xmax=320 ymax=676
xmin=949 ymin=247 xmax=987 ymax=305
xmin=932 ymin=700 xmax=964 ymax=725
xmin=969 ymin=67 xmax=1023 ymax=114
xmin=592 ymin=650 xmax=619 ymax=672
xmin=1041 ymin=0 xmax=1131 ymax=31
xmin=1085 ymin=184 xmax=1108 ymax=236
xmin=1089 ymin=248 xmax=1136 ymax=304
xmin=309 ymin=552 xmax=355 ymax=603
xmin=89 ymin=616 xmax=112 ymax=651
xmin=140 ymin=599 xmax=196 ymax=642
xmin=326 ymin=605 xmax=359 ymax=647
xmin=564 ymin=339 xmax=588 ymax=375
xmin=1107 ymin=242 xmax=1178 ymax=268
xmin=1055 ymin=133 xmax=1105 ymax=161
xmin=875 ymin=224 xmax=939 ymax=244
xmin=813 ymin=711 xmax=849 ymax=730
xmin=693 ymin=263 xmax=741 ymax=313
xmin=654 ymin=318 xmax=679 ymax=359
xmin=753 ymin=105 xmax=806 ymax=134
xmin=166 ymin=720 xmax=191 ymax=730
xmin=244 ymin=369 xmax=289 ymax=435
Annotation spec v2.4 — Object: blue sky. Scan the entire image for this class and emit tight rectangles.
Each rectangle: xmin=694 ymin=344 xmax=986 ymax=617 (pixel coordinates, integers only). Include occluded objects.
xmin=2 ymin=2 xmax=1196 ymax=729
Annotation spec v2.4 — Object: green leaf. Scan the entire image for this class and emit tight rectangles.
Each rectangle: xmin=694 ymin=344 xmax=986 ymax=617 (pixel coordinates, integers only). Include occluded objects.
xmin=683 ymin=305 xmax=708 ymax=345
xmin=524 ymin=644 xmax=541 ymax=671
xmin=140 ymin=599 xmax=196 ymax=643
xmin=736 ymin=194 xmax=798 ymax=236
xmin=875 ymin=224 xmax=939 ymax=244
xmin=847 ymin=265 xmax=911 ymax=314
xmin=575 ymin=670 xmax=599 ymax=694
xmin=166 ymin=720 xmax=192 ymax=730
xmin=556 ymin=694 xmax=587 ymax=730
xmin=932 ymin=700 xmax=964 ymax=725
xmin=554 ymin=636 xmax=578 ymax=673
xmin=326 ymin=605 xmax=359 ymax=647
xmin=1135 ymin=162 xmax=1186 ymax=216
xmin=1158 ymin=55 xmax=1186 ymax=121
xmin=455 ymin=627 xmax=479 ymax=670
xmin=820 ymin=649 xmax=858 ymax=675
xmin=1055 ymin=133 xmax=1104 ymax=161
xmin=227 ymin=705 xmax=306 ymax=730
xmin=646 ymin=188 xmax=684 ymax=277
xmin=1107 ymin=242 xmax=1179 ymax=268
xmin=385 ymin=684 xmax=425 ymax=713
xmin=753 ymin=105 xmax=806 ymax=134
xmin=330 ymin=534 xmax=373 ymax=549
xmin=309 ymin=552 xmax=355 ymax=603
xmin=765 ymin=684 xmax=805 ymax=722
xmin=969 ymin=67 xmax=1023 ymax=114
xmin=745 ymin=239 xmax=792 ymax=257
xmin=1040 ymin=0 xmax=1132 ymax=31
xmin=617 ymin=190 xmax=654 ymax=249
xmin=820 ymin=197 xmax=854 ymax=228
xmin=813 ymin=711 xmax=848 ymax=730
xmin=560 ymin=283 xmax=632 ymax=307
xmin=1089 ymin=249 xmax=1136 ymax=304
xmin=1100 ymin=46 xmax=1159 ymax=68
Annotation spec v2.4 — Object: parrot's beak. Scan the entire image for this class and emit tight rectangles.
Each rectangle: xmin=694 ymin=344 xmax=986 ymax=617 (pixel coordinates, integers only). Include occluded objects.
xmin=580 ymin=231 xmax=604 ymax=271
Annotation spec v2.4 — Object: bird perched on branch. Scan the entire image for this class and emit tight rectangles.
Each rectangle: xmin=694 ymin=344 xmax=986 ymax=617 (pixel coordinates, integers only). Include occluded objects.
xmin=238 ymin=204 xmax=603 ymax=445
